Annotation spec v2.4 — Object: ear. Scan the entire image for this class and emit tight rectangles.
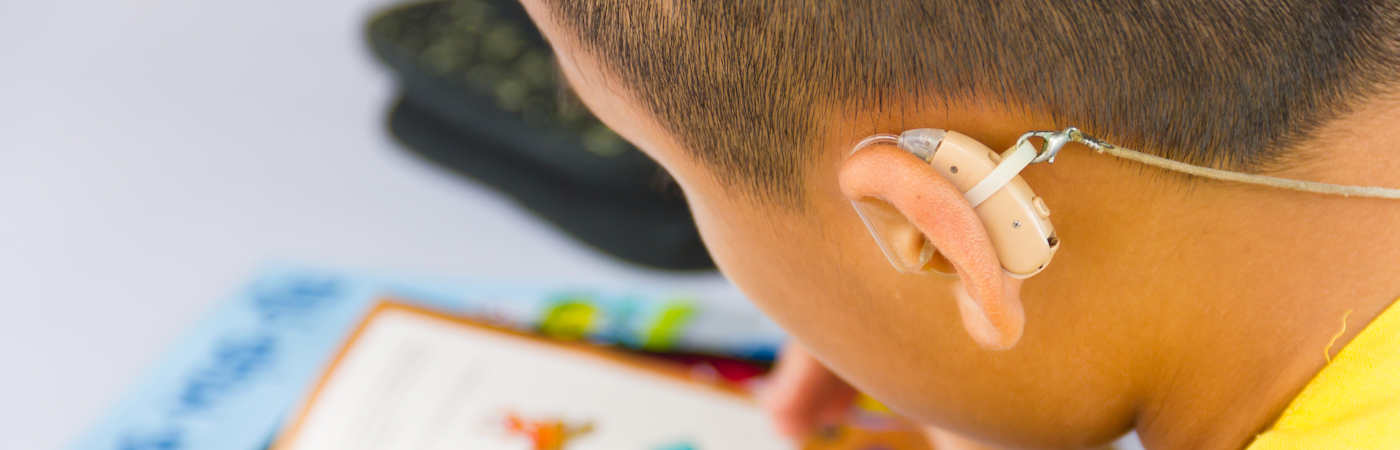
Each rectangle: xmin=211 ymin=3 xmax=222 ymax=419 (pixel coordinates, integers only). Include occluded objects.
xmin=839 ymin=144 xmax=1026 ymax=350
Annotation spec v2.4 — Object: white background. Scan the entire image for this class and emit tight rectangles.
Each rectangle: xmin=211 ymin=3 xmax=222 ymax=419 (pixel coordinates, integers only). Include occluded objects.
xmin=0 ymin=1 xmax=737 ymax=448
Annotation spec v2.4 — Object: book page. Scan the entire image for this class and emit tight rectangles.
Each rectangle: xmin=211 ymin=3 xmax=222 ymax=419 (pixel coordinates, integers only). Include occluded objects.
xmin=279 ymin=305 xmax=790 ymax=450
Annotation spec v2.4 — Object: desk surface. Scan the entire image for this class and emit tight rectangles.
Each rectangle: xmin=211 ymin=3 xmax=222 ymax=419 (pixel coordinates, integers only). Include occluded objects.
xmin=0 ymin=1 xmax=737 ymax=448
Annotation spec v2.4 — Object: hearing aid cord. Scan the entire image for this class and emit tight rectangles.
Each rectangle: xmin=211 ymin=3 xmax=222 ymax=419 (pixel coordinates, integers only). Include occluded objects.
xmin=853 ymin=127 xmax=1400 ymax=200
xmin=1026 ymin=128 xmax=1400 ymax=200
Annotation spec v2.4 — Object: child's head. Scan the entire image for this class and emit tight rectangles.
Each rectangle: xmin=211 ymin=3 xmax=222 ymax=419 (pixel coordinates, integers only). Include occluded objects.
xmin=518 ymin=1 xmax=1400 ymax=446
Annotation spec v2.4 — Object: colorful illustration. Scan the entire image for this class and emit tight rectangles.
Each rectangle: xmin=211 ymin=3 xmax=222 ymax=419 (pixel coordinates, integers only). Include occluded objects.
xmin=539 ymin=298 xmax=600 ymax=340
xmin=538 ymin=296 xmax=703 ymax=354
xmin=504 ymin=412 xmax=596 ymax=450
xmin=640 ymin=302 xmax=696 ymax=351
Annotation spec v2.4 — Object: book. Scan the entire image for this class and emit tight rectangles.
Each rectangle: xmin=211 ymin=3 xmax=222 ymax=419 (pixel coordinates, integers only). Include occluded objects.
xmin=275 ymin=301 xmax=788 ymax=450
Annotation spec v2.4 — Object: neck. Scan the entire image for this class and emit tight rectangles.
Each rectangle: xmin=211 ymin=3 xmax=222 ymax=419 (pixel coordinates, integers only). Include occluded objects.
xmin=1046 ymin=96 xmax=1400 ymax=448
xmin=1129 ymin=195 xmax=1400 ymax=448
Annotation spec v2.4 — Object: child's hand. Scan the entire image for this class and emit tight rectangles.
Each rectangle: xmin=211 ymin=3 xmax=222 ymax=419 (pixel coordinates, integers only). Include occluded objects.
xmin=760 ymin=341 xmax=860 ymax=439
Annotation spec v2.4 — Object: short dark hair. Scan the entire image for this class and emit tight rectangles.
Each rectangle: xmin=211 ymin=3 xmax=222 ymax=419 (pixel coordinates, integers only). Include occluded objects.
xmin=542 ymin=1 xmax=1400 ymax=205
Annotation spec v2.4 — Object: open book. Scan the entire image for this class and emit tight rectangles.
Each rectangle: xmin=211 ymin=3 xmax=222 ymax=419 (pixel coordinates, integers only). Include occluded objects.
xmin=274 ymin=301 xmax=791 ymax=450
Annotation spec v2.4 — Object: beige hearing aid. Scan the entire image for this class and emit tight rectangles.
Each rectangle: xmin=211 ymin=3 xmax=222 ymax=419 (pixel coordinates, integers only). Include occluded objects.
xmin=850 ymin=129 xmax=1059 ymax=278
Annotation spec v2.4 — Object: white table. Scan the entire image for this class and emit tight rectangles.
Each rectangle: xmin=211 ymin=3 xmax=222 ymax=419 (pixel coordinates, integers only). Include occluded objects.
xmin=0 ymin=2 xmax=737 ymax=448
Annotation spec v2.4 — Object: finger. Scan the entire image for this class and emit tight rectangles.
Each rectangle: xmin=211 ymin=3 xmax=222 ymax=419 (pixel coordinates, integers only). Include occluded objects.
xmin=762 ymin=342 xmax=858 ymax=438
xmin=814 ymin=387 xmax=859 ymax=426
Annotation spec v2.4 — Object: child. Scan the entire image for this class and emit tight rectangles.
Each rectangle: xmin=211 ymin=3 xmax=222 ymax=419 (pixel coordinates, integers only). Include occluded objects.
xmin=515 ymin=1 xmax=1400 ymax=448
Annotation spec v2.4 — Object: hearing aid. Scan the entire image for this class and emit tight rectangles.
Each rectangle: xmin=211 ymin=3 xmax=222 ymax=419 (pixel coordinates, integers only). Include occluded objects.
xmin=848 ymin=121 xmax=1400 ymax=278
xmin=849 ymin=129 xmax=1059 ymax=279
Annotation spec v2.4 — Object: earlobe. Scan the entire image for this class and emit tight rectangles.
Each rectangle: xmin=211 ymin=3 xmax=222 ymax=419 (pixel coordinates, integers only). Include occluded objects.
xmin=839 ymin=144 xmax=1026 ymax=350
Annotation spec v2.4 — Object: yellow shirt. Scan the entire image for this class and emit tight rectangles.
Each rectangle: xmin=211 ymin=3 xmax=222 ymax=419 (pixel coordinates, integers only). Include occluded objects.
xmin=1247 ymin=298 xmax=1400 ymax=449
